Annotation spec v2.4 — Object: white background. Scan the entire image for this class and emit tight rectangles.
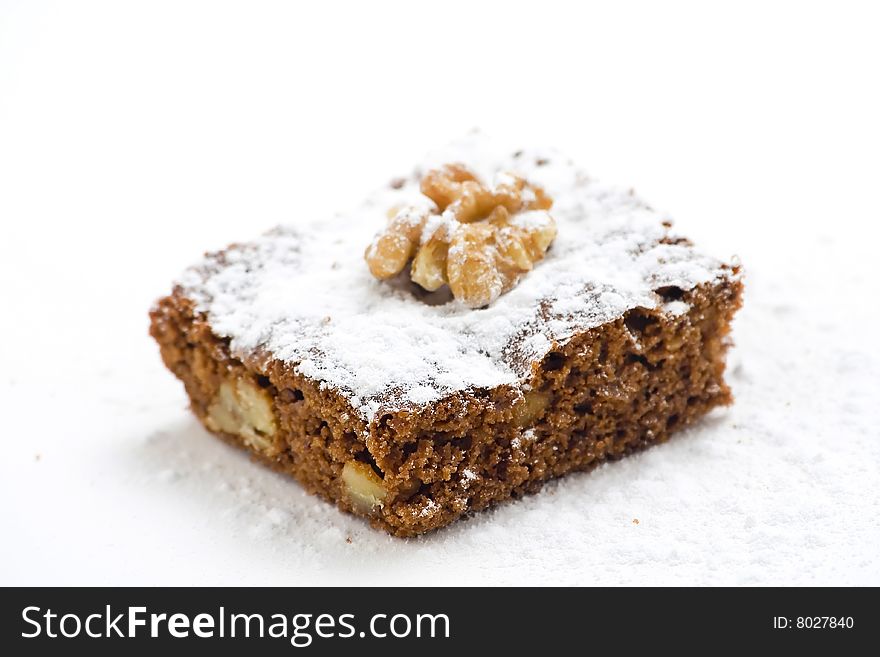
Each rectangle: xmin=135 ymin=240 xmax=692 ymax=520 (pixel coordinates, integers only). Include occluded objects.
xmin=1 ymin=0 xmax=878 ymax=585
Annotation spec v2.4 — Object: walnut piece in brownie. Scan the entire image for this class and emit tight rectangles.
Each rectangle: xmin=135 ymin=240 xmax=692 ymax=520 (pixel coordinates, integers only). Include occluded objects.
xmin=150 ymin=135 xmax=742 ymax=537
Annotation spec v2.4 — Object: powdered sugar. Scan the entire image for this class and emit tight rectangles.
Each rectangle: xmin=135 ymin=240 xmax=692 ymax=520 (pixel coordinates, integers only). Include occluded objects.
xmin=662 ymin=300 xmax=691 ymax=317
xmin=178 ymin=135 xmax=736 ymax=420
xmin=509 ymin=209 xmax=555 ymax=231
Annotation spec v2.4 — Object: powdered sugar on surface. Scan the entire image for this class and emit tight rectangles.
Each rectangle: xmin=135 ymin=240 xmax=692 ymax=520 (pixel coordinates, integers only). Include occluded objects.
xmin=178 ymin=135 xmax=735 ymax=420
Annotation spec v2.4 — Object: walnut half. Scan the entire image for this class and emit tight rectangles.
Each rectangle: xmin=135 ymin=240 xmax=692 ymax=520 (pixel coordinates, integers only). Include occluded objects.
xmin=365 ymin=164 xmax=557 ymax=308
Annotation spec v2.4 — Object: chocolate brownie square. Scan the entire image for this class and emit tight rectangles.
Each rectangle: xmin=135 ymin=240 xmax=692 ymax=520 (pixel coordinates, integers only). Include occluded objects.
xmin=150 ymin=136 xmax=742 ymax=536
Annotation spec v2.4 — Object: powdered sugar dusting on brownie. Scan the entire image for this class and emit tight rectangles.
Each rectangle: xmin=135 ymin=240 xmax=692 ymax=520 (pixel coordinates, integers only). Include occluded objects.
xmin=177 ymin=134 xmax=737 ymax=420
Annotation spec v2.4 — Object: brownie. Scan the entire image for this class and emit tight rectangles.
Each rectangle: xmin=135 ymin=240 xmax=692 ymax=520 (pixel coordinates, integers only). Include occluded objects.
xmin=150 ymin=136 xmax=742 ymax=536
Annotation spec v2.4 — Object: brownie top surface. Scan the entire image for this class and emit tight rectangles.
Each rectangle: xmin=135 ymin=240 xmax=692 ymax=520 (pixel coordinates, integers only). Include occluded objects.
xmin=176 ymin=134 xmax=737 ymax=420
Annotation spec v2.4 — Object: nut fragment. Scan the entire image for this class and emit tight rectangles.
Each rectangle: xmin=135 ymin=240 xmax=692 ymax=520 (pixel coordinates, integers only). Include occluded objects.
xmin=513 ymin=390 xmax=551 ymax=427
xmin=205 ymin=378 xmax=276 ymax=454
xmin=410 ymin=235 xmax=449 ymax=292
xmin=421 ymin=164 xmax=552 ymax=223
xmin=365 ymin=163 xmax=557 ymax=307
xmin=365 ymin=207 xmax=427 ymax=280
xmin=341 ymin=461 xmax=388 ymax=514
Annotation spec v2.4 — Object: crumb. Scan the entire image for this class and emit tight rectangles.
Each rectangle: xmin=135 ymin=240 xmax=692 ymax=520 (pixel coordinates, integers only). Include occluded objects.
xmin=345 ymin=536 xmax=352 ymax=544
xmin=632 ymin=518 xmax=640 ymax=525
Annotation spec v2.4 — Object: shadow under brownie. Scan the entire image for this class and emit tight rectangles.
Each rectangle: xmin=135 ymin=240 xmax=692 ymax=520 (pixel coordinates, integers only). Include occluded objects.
xmin=150 ymin=137 xmax=742 ymax=536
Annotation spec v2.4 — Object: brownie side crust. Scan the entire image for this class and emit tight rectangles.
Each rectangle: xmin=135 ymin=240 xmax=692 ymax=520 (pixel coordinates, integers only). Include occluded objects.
xmin=150 ymin=274 xmax=742 ymax=537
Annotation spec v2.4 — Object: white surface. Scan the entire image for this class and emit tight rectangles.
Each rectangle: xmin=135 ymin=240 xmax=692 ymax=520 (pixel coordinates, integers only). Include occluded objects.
xmin=1 ymin=0 xmax=878 ymax=586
